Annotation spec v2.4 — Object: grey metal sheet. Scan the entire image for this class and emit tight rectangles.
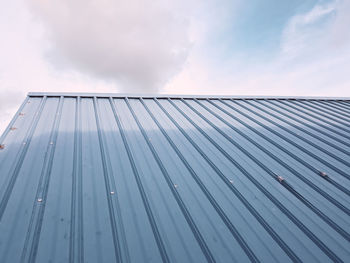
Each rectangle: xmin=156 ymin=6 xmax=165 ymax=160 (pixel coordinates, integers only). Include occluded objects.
xmin=0 ymin=93 xmax=349 ymax=263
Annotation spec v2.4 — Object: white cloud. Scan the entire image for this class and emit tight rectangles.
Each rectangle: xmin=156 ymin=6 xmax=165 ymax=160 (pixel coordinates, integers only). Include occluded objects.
xmin=29 ymin=0 xmax=194 ymax=92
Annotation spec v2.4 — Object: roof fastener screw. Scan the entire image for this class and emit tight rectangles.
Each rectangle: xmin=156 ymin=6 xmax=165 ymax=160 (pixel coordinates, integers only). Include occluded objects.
xmin=277 ymin=176 xmax=284 ymax=182
xmin=229 ymin=179 xmax=234 ymax=184
xmin=23 ymin=142 xmax=26 ymax=145
xmin=50 ymin=142 xmax=54 ymax=145
xmin=0 ymin=144 xmax=5 ymax=150
xmin=37 ymin=198 xmax=43 ymax=202
xmin=110 ymin=191 xmax=115 ymax=195
xmin=320 ymin=171 xmax=327 ymax=177
xmin=174 ymin=184 xmax=178 ymax=188
xmin=19 ymin=113 xmax=25 ymax=116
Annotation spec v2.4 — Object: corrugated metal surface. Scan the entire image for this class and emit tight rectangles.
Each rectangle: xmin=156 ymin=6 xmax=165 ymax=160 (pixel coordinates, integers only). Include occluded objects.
xmin=0 ymin=93 xmax=349 ymax=263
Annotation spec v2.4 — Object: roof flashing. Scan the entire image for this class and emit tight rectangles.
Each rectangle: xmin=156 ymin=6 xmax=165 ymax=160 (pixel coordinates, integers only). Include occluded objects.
xmin=27 ymin=92 xmax=350 ymax=101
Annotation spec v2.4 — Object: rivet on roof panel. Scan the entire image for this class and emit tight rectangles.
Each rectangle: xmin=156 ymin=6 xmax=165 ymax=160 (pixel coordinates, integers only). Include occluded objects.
xmin=319 ymin=171 xmax=328 ymax=178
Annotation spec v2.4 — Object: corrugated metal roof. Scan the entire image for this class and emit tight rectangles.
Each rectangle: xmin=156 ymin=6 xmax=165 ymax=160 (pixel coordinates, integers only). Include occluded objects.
xmin=0 ymin=93 xmax=349 ymax=263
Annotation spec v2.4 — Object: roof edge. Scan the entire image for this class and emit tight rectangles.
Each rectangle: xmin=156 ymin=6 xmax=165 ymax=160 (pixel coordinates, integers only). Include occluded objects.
xmin=27 ymin=92 xmax=350 ymax=100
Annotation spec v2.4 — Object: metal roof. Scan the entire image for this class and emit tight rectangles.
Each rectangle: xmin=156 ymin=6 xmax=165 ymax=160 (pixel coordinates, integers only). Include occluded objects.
xmin=0 ymin=93 xmax=349 ymax=263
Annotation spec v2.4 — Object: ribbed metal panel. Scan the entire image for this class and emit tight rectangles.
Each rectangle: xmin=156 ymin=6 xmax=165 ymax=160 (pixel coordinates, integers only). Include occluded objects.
xmin=0 ymin=93 xmax=349 ymax=263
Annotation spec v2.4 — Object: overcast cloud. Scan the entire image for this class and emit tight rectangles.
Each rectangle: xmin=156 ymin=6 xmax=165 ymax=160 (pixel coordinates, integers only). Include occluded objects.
xmin=1 ymin=0 xmax=350 ymax=134
xmin=29 ymin=0 xmax=193 ymax=92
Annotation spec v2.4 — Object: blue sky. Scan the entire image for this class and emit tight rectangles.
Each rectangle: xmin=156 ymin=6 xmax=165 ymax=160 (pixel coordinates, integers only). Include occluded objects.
xmin=226 ymin=0 xmax=317 ymax=50
xmin=0 ymin=0 xmax=350 ymax=133
xmin=167 ymin=0 xmax=349 ymax=95
xmin=201 ymin=0 xmax=335 ymax=61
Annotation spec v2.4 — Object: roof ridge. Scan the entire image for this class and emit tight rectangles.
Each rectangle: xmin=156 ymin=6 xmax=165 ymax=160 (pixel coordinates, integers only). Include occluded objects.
xmin=27 ymin=92 xmax=350 ymax=100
